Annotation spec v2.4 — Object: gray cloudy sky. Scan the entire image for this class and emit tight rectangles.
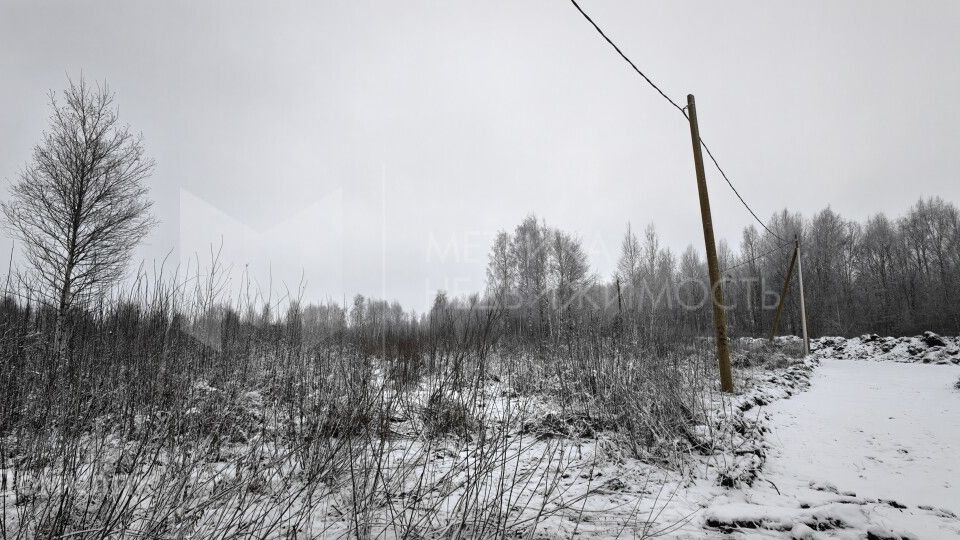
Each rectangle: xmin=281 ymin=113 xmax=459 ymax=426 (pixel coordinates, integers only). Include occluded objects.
xmin=1 ymin=1 xmax=958 ymax=311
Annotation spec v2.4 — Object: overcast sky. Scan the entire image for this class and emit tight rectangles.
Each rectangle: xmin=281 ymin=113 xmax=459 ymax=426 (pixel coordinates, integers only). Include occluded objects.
xmin=1 ymin=1 xmax=958 ymax=311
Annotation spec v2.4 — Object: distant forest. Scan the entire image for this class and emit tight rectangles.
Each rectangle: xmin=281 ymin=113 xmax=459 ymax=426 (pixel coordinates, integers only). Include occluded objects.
xmin=482 ymin=196 xmax=959 ymax=340
xmin=6 ymin=198 xmax=952 ymax=352
xmin=165 ymin=195 xmax=960 ymax=346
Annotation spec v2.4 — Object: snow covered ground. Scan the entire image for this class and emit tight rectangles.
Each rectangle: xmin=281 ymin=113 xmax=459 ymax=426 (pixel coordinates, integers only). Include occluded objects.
xmin=6 ymin=341 xmax=958 ymax=538
xmin=702 ymin=357 xmax=960 ymax=538
xmin=768 ymin=359 xmax=959 ymax=511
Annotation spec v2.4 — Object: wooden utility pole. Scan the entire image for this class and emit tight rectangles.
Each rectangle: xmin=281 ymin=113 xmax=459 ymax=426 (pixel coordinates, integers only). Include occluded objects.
xmin=796 ymin=234 xmax=810 ymax=355
xmin=768 ymin=241 xmax=799 ymax=342
xmin=686 ymin=94 xmax=734 ymax=393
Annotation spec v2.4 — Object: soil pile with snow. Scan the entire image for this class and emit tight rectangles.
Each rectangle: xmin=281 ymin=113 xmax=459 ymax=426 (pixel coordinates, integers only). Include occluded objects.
xmin=811 ymin=332 xmax=960 ymax=365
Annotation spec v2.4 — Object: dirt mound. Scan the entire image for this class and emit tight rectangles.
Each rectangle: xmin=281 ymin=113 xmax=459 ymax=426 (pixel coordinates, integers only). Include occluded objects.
xmin=811 ymin=333 xmax=960 ymax=365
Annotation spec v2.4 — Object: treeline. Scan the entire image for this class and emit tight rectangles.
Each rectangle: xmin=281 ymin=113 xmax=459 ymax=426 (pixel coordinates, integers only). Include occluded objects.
xmin=221 ymin=195 xmax=957 ymax=349
xmin=28 ymin=194 xmax=951 ymax=361
xmin=722 ymin=197 xmax=959 ymax=337
xmin=480 ymin=196 xmax=960 ymax=342
xmin=3 ymin=197 xmax=954 ymax=380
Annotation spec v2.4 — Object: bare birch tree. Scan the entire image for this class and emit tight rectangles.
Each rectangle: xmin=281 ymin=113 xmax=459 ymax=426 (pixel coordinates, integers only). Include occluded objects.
xmin=2 ymin=78 xmax=155 ymax=313
xmin=486 ymin=230 xmax=514 ymax=308
xmin=550 ymin=229 xmax=589 ymax=330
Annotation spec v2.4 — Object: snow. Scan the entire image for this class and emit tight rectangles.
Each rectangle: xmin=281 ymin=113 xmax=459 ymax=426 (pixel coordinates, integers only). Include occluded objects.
xmin=766 ymin=359 xmax=960 ymax=511
xmin=811 ymin=333 xmax=960 ymax=365
xmin=6 ymin=339 xmax=960 ymax=538
xmin=702 ymin=357 xmax=960 ymax=538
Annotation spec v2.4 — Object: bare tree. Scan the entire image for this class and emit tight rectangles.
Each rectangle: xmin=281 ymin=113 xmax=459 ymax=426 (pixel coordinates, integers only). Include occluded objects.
xmin=485 ymin=230 xmax=514 ymax=308
xmin=510 ymin=215 xmax=550 ymax=333
xmin=2 ymin=78 xmax=155 ymax=313
xmin=616 ymin=223 xmax=641 ymax=312
xmin=550 ymin=230 xmax=589 ymax=310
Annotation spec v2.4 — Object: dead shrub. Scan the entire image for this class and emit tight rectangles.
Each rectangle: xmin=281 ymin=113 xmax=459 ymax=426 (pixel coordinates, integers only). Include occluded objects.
xmin=421 ymin=389 xmax=477 ymax=439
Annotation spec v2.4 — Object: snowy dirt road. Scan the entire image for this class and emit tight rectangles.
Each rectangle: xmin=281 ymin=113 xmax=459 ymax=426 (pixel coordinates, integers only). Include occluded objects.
xmin=703 ymin=359 xmax=960 ymax=539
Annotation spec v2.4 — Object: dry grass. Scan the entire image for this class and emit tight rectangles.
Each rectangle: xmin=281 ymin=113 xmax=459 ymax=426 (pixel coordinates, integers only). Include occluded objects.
xmin=0 ymin=270 xmax=749 ymax=539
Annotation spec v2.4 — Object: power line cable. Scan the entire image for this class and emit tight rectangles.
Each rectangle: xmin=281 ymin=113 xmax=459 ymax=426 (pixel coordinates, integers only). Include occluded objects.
xmin=568 ymin=0 xmax=785 ymax=242
xmin=699 ymin=141 xmax=783 ymax=241
xmin=720 ymin=238 xmax=794 ymax=275
xmin=568 ymin=0 xmax=686 ymax=116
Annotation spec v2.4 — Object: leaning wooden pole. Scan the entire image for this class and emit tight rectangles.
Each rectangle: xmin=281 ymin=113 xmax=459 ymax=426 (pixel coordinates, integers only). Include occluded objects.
xmin=796 ymin=234 xmax=810 ymax=355
xmin=686 ymin=94 xmax=734 ymax=393
xmin=768 ymin=242 xmax=799 ymax=342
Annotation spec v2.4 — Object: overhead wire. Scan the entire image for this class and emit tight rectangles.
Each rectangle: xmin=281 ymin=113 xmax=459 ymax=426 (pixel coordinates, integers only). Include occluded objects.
xmin=568 ymin=0 xmax=686 ymax=116
xmin=568 ymin=0 xmax=785 ymax=242
xmin=720 ymin=238 xmax=795 ymax=275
